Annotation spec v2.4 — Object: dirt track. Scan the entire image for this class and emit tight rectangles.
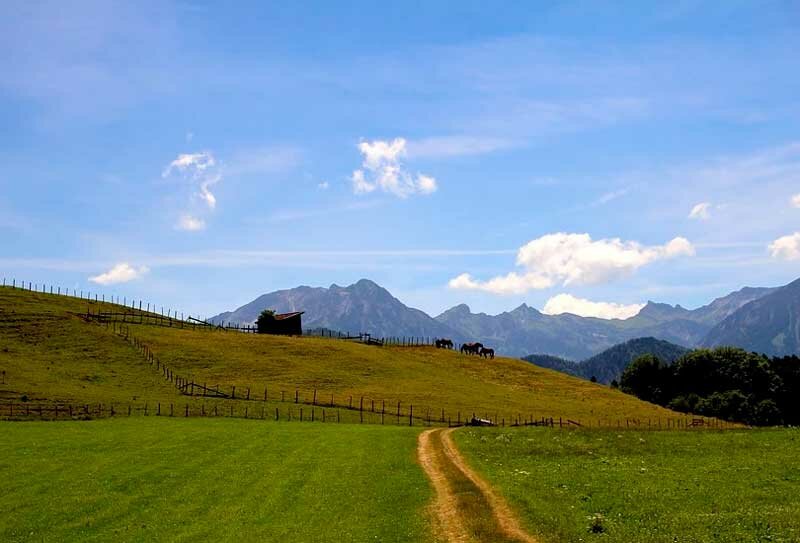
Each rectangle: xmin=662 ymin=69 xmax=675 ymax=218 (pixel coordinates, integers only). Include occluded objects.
xmin=417 ymin=428 xmax=538 ymax=543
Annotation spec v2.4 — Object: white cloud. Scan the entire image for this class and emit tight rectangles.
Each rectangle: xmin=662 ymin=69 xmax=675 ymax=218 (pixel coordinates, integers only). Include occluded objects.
xmin=351 ymin=138 xmax=437 ymax=198
xmin=198 ymin=174 xmax=221 ymax=209
xmin=416 ymin=174 xmax=438 ymax=194
xmin=176 ymin=215 xmax=206 ymax=231
xmin=791 ymin=194 xmax=800 ymax=208
xmin=449 ymin=232 xmax=695 ymax=294
xmin=542 ymin=293 xmax=645 ymax=320
xmin=689 ymin=202 xmax=712 ymax=220
xmin=769 ymin=232 xmax=800 ymax=260
xmin=162 ymin=151 xmax=221 ymax=228
xmin=592 ymin=188 xmax=629 ymax=207
xmin=162 ymin=152 xmax=216 ymax=178
xmin=88 ymin=263 xmax=149 ymax=285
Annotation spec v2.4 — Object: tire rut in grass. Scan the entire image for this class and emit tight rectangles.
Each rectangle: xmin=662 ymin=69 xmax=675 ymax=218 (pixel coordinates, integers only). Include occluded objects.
xmin=418 ymin=428 xmax=537 ymax=543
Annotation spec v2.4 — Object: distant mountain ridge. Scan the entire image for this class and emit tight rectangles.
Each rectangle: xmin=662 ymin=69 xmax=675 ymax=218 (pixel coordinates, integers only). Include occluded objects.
xmin=702 ymin=279 xmax=800 ymax=356
xmin=434 ymin=285 xmax=777 ymax=358
xmin=524 ymin=337 xmax=690 ymax=384
xmin=211 ymin=279 xmax=462 ymax=340
xmin=211 ymin=278 xmax=785 ymax=359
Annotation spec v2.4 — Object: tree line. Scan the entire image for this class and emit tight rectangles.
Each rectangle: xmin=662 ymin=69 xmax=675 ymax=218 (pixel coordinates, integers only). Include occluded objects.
xmin=620 ymin=347 xmax=800 ymax=426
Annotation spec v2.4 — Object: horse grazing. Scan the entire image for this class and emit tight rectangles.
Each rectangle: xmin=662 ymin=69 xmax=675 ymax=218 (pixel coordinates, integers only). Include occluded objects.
xmin=479 ymin=347 xmax=495 ymax=359
xmin=435 ymin=338 xmax=454 ymax=349
xmin=460 ymin=342 xmax=483 ymax=355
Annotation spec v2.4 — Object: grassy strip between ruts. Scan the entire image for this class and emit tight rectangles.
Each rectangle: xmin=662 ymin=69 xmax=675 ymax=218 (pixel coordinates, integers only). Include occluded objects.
xmin=454 ymin=427 xmax=800 ymax=543
xmin=0 ymin=418 xmax=433 ymax=543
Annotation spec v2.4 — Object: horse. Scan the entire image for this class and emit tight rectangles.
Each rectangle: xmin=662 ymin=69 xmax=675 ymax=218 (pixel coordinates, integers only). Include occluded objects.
xmin=460 ymin=342 xmax=483 ymax=355
xmin=435 ymin=338 xmax=454 ymax=349
xmin=479 ymin=347 xmax=495 ymax=359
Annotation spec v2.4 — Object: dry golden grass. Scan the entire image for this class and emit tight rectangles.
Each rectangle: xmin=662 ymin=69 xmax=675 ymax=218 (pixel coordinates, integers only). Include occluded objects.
xmin=1 ymin=286 xmax=681 ymax=425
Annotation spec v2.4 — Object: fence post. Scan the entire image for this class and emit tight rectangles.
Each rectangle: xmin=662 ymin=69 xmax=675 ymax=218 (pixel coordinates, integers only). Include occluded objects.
xmin=409 ymin=404 xmax=413 ymax=426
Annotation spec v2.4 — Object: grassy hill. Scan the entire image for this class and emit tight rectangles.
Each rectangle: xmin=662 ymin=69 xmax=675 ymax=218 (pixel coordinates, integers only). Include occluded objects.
xmin=1 ymin=286 xmax=680 ymax=426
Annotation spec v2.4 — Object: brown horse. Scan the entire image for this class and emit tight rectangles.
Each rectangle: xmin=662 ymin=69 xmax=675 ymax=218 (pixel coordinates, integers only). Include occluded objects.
xmin=460 ymin=342 xmax=483 ymax=355
xmin=435 ymin=338 xmax=454 ymax=349
xmin=479 ymin=347 xmax=495 ymax=359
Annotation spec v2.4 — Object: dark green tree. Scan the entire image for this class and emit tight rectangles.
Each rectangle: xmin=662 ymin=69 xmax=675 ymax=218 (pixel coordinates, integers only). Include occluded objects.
xmin=620 ymin=354 xmax=669 ymax=404
xmin=256 ymin=309 xmax=277 ymax=334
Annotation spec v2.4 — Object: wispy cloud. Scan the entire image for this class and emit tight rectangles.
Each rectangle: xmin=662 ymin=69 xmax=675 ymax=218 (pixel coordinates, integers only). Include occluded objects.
xmin=591 ymin=188 xmax=629 ymax=207
xmin=175 ymin=215 xmax=206 ymax=231
xmin=265 ymin=200 xmax=383 ymax=224
xmin=162 ymin=151 xmax=221 ymax=228
xmin=688 ymin=202 xmax=712 ymax=220
xmin=351 ymin=138 xmax=438 ymax=198
xmin=406 ymin=136 xmax=519 ymax=159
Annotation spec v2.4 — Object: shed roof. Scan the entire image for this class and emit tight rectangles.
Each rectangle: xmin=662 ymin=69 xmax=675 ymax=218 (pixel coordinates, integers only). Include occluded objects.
xmin=274 ymin=311 xmax=304 ymax=320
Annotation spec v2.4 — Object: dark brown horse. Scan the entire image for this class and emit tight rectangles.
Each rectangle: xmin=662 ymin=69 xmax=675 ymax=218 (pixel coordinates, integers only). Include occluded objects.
xmin=435 ymin=338 xmax=454 ymax=349
xmin=479 ymin=347 xmax=495 ymax=359
xmin=460 ymin=342 xmax=483 ymax=355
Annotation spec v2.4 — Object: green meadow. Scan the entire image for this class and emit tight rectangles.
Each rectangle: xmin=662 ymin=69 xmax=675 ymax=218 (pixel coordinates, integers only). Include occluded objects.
xmin=455 ymin=427 xmax=800 ymax=543
xmin=0 ymin=418 xmax=432 ymax=543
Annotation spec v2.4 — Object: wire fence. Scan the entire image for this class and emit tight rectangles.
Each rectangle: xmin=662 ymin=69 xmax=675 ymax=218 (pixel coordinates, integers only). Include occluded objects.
xmin=2 ymin=279 xmax=461 ymax=348
xmin=2 ymin=280 xmax=737 ymax=430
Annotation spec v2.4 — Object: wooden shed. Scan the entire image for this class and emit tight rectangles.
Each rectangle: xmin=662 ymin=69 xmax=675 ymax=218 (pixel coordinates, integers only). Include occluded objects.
xmin=256 ymin=311 xmax=304 ymax=336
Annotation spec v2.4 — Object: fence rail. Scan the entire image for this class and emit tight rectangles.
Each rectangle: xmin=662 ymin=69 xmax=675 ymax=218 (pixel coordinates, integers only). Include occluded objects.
xmin=2 ymin=280 xmax=737 ymax=431
xmin=2 ymin=280 xmax=457 ymax=348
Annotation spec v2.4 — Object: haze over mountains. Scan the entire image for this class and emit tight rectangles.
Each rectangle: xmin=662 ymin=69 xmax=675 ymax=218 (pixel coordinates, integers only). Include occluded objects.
xmin=211 ymin=278 xmax=795 ymax=359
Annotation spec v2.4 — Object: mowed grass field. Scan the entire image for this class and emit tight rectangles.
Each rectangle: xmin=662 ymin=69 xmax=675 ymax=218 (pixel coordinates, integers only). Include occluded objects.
xmin=0 ymin=418 xmax=432 ymax=543
xmin=1 ymin=286 xmax=681 ymax=425
xmin=454 ymin=427 xmax=800 ymax=543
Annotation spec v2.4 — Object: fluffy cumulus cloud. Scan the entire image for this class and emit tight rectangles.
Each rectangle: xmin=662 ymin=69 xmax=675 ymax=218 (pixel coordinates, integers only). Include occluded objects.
xmin=542 ymin=293 xmax=645 ymax=320
xmin=89 ymin=263 xmax=149 ymax=285
xmin=163 ymin=151 xmax=221 ymax=230
xmin=688 ymin=202 xmax=712 ymax=220
xmin=769 ymin=232 xmax=800 ymax=260
xmin=351 ymin=138 xmax=437 ymax=198
xmin=449 ymin=233 xmax=695 ymax=294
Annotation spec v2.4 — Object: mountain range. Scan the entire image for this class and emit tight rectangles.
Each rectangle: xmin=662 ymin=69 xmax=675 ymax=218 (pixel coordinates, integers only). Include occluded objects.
xmin=211 ymin=277 xmax=797 ymax=359
xmin=524 ymin=337 xmax=690 ymax=384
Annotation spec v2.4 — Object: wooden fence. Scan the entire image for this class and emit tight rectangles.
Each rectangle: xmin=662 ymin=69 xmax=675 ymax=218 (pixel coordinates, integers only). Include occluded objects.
xmin=1 ymin=280 xmax=736 ymax=430
xmin=2 ymin=279 xmax=454 ymax=347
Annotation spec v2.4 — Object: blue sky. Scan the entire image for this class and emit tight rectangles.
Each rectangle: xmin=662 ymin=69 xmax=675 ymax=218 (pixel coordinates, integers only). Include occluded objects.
xmin=1 ymin=1 xmax=799 ymax=320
